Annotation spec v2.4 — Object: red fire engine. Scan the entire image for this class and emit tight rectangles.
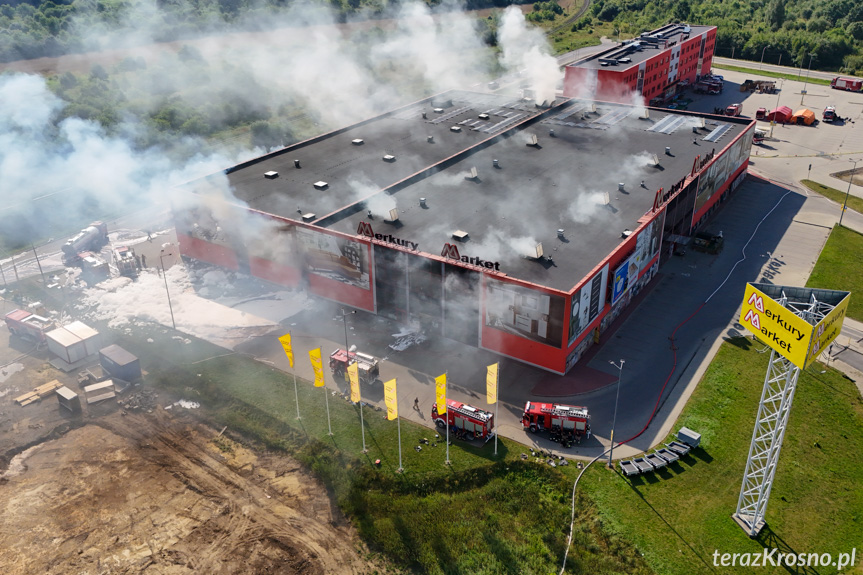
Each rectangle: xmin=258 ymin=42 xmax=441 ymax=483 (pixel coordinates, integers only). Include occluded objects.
xmin=328 ymin=348 xmax=380 ymax=384
xmin=431 ymin=399 xmax=495 ymax=441
xmin=4 ymin=310 xmax=55 ymax=343
xmin=522 ymin=401 xmax=590 ymax=447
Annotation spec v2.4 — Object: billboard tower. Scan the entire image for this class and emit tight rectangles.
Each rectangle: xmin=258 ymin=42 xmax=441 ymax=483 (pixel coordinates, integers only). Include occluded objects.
xmin=734 ymin=283 xmax=850 ymax=537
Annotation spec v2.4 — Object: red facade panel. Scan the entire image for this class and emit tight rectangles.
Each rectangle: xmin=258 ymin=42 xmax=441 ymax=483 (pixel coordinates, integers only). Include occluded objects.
xmin=176 ymin=232 xmax=239 ymax=271
xmin=248 ymin=257 xmax=301 ymax=287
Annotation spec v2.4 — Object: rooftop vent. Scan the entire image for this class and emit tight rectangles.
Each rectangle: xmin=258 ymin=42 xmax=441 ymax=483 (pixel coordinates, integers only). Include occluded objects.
xmin=618 ymin=182 xmax=625 ymax=192
xmin=653 ymin=153 xmax=660 ymax=166
xmin=388 ymin=208 xmax=400 ymax=222
xmin=549 ymin=129 xmax=555 ymax=137
xmin=534 ymin=243 xmax=544 ymax=259
xmin=264 ymin=171 xmax=279 ymax=179
xmin=434 ymin=108 xmax=444 ymax=113
xmin=641 ymin=108 xmax=650 ymax=119
xmin=557 ymin=229 xmax=565 ymax=239
xmin=352 ymin=138 xmax=364 ymax=146
xmin=301 ymin=213 xmax=316 ymax=223
xmin=452 ymin=230 xmax=469 ymax=241
xmin=422 ymin=111 xmax=427 ymax=119
xmin=478 ymin=113 xmax=490 ymax=120
xmin=692 ymin=126 xmax=699 ymax=133
xmin=527 ymin=134 xmax=538 ymax=147
xmin=294 ymin=159 xmax=301 ymax=168
xmin=465 ymin=166 xmax=478 ymax=180
xmin=493 ymin=159 xmax=499 ymax=168
xmin=314 ymin=181 xmax=328 ymax=190
xmin=383 ymin=154 xmax=396 ymax=162
xmin=450 ymin=126 xmax=462 ymax=133
xmin=591 ymin=103 xmax=597 ymax=113
xmin=603 ymin=192 xmax=610 ymax=205
xmin=419 ymin=197 xmax=427 ymax=208
xmin=427 ymin=135 xmax=434 ymax=143
xmin=665 ymin=146 xmax=672 ymax=155
xmin=700 ymin=117 xmax=706 ymax=128
xmin=621 ymin=229 xmax=632 ymax=238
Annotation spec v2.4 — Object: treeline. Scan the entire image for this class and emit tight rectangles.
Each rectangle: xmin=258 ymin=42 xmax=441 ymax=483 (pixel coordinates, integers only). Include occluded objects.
xmin=589 ymin=0 xmax=863 ymax=74
xmin=0 ymin=0 xmax=528 ymax=63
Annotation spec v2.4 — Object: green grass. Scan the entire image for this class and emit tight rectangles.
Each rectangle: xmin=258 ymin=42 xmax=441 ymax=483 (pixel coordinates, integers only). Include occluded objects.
xmin=806 ymin=224 xmax=863 ymax=322
xmin=802 ymin=179 xmax=863 ymax=216
xmin=111 ymin=326 xmax=651 ymax=574
xmin=712 ymin=63 xmax=832 ymax=87
xmin=582 ymin=339 xmax=863 ymax=575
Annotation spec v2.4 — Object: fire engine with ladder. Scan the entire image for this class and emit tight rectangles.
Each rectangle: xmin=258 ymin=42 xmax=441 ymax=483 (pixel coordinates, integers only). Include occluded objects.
xmin=431 ymin=398 xmax=495 ymax=442
xmin=328 ymin=347 xmax=381 ymax=384
xmin=522 ymin=401 xmax=590 ymax=447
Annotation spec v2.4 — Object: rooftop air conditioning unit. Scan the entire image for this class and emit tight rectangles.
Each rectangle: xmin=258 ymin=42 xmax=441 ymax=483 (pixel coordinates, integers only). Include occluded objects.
xmin=469 ymin=167 xmax=478 ymax=179
xmin=642 ymin=108 xmax=650 ymax=119
xmin=591 ymin=103 xmax=597 ymax=113
xmin=603 ymin=192 xmax=610 ymax=205
xmin=383 ymin=154 xmax=396 ymax=162
xmin=313 ymin=181 xmax=328 ymax=190
xmin=527 ymin=134 xmax=538 ymax=146
xmin=434 ymin=108 xmax=444 ymax=113
xmin=388 ymin=208 xmax=399 ymax=222
xmin=621 ymin=229 xmax=632 ymax=238
xmin=264 ymin=171 xmax=279 ymax=179
xmin=451 ymin=126 xmax=462 ymax=133
xmin=452 ymin=230 xmax=469 ymax=241
xmin=534 ymin=243 xmax=544 ymax=259
xmin=478 ymin=113 xmax=490 ymax=120
xmin=352 ymin=138 xmax=364 ymax=145
xmin=302 ymin=213 xmax=316 ymax=222
xmin=653 ymin=154 xmax=660 ymax=166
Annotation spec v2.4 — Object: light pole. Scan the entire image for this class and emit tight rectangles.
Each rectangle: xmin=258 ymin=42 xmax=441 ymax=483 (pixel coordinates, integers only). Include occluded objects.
xmin=607 ymin=359 xmax=624 ymax=468
xmin=759 ymin=45 xmax=770 ymax=70
xmin=801 ymin=53 xmax=815 ymax=104
xmin=160 ymin=250 xmax=176 ymax=330
xmin=769 ymin=79 xmax=784 ymax=138
xmin=840 ymin=159 xmax=859 ymax=227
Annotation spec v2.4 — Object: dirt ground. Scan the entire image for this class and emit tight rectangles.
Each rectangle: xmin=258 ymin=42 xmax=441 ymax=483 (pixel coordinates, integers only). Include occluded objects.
xmin=0 ymin=307 xmax=381 ymax=574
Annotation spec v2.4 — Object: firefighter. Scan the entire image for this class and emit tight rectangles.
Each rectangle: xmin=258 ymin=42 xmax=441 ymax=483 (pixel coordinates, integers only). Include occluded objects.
xmin=414 ymin=397 xmax=419 ymax=411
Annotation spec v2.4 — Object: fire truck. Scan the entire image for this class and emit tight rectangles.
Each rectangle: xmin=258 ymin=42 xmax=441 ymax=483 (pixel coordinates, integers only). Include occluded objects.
xmin=113 ymin=245 xmax=139 ymax=278
xmin=62 ymin=221 xmax=108 ymax=264
xmin=4 ymin=309 xmax=55 ymax=343
xmin=431 ymin=398 xmax=495 ymax=441
xmin=328 ymin=348 xmax=380 ymax=384
xmin=522 ymin=401 xmax=590 ymax=447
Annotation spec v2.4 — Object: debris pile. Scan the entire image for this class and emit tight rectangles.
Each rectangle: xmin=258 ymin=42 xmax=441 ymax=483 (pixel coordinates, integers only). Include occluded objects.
xmin=118 ymin=388 xmax=158 ymax=412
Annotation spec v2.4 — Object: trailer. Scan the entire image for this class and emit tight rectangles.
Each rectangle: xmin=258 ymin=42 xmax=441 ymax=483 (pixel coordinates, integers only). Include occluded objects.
xmin=632 ymin=457 xmax=654 ymax=473
xmin=654 ymin=447 xmax=679 ymax=463
xmin=620 ymin=460 xmax=640 ymax=476
xmin=666 ymin=440 xmax=692 ymax=457
xmin=645 ymin=452 xmax=667 ymax=469
xmin=431 ymin=398 xmax=495 ymax=441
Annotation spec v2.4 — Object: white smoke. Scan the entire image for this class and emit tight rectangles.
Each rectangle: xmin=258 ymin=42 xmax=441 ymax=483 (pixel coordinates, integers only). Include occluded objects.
xmin=497 ymin=6 xmax=562 ymax=104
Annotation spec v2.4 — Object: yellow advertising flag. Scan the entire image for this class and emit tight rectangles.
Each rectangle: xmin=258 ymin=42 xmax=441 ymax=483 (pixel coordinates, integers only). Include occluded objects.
xmin=435 ymin=373 xmax=447 ymax=414
xmin=486 ymin=363 xmax=498 ymax=405
xmin=309 ymin=347 xmax=325 ymax=387
xmin=278 ymin=333 xmax=294 ymax=369
xmin=384 ymin=378 xmax=398 ymax=421
xmin=347 ymin=362 xmax=360 ymax=403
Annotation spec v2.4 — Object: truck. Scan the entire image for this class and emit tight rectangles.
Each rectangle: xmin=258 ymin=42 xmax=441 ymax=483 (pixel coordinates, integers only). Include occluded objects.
xmin=522 ymin=401 xmax=590 ymax=447
xmin=79 ymin=251 xmax=110 ymax=284
xmin=4 ymin=309 xmax=55 ymax=343
xmin=725 ymin=103 xmax=742 ymax=117
xmin=62 ymin=222 xmax=108 ymax=264
xmin=831 ymin=77 xmax=863 ymax=92
xmin=113 ymin=245 xmax=139 ymax=278
xmin=328 ymin=348 xmax=380 ymax=384
xmin=431 ymin=398 xmax=495 ymax=441
xmin=823 ymin=106 xmax=837 ymax=122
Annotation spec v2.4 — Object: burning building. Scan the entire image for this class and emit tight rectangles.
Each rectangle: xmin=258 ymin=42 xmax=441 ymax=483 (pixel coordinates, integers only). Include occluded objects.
xmin=175 ymin=89 xmax=753 ymax=374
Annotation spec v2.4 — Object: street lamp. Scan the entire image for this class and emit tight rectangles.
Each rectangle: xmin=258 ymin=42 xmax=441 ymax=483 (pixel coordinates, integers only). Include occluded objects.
xmin=607 ymin=359 xmax=624 ymax=468
xmin=759 ymin=45 xmax=770 ymax=70
xmin=840 ymin=159 xmax=859 ymax=227
xmin=801 ymin=53 xmax=815 ymax=104
xmin=769 ymin=79 xmax=784 ymax=138
xmin=159 ymin=250 xmax=176 ymax=330
xmin=341 ymin=307 xmax=366 ymax=453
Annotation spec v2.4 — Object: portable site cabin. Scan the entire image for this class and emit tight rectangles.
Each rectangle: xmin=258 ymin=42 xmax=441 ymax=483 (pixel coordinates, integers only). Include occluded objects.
xmin=99 ymin=344 xmax=142 ymax=383
xmin=791 ymin=108 xmax=816 ymax=125
xmin=766 ymin=106 xmax=792 ymax=123
xmin=46 ymin=322 xmax=101 ymax=364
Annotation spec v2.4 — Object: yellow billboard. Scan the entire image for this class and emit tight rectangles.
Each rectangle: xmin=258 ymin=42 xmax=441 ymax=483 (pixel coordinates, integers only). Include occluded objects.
xmin=278 ymin=333 xmax=294 ymax=369
xmin=384 ymin=378 xmax=398 ymax=421
xmin=347 ymin=362 xmax=360 ymax=403
xmin=805 ymin=292 xmax=850 ymax=366
xmin=739 ymin=284 xmax=813 ymax=368
xmin=309 ymin=348 xmax=325 ymax=387
xmin=486 ymin=363 xmax=498 ymax=405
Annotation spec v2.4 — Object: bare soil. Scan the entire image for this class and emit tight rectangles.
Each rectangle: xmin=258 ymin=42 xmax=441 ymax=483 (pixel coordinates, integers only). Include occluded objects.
xmin=0 ymin=302 xmax=381 ymax=574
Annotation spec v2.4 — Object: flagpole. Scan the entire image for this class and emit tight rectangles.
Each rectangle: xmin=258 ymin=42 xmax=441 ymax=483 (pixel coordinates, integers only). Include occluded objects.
xmin=324 ymin=381 xmax=333 ymax=436
xmin=445 ymin=371 xmax=450 ymax=466
xmin=494 ymin=367 xmax=499 ymax=456
xmin=291 ymin=332 xmax=300 ymax=420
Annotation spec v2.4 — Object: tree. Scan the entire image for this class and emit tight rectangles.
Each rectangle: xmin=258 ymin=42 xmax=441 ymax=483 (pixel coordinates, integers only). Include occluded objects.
xmin=848 ymin=22 xmax=863 ymax=41
xmin=766 ymin=0 xmax=785 ymax=31
xmin=674 ymin=0 xmax=690 ymax=22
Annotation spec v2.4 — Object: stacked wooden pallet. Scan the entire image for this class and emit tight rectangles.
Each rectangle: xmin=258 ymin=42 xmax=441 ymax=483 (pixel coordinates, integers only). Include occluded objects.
xmin=14 ymin=380 xmax=63 ymax=406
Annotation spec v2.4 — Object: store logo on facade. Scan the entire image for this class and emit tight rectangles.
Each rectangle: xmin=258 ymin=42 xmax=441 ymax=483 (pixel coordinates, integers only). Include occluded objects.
xmin=356 ymin=222 xmax=418 ymax=251
xmin=441 ymin=243 xmax=501 ymax=270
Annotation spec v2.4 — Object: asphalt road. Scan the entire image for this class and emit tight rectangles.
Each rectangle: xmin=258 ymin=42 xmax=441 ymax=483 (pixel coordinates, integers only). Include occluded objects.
xmin=713 ymin=56 xmax=841 ymax=83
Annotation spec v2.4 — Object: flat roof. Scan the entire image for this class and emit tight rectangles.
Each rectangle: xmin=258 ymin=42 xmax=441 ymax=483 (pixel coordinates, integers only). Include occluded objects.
xmin=568 ymin=24 xmax=714 ymax=72
xmin=190 ymin=91 xmax=750 ymax=293
xmin=221 ymin=92 xmax=551 ymax=221
xmin=323 ymin=100 xmax=749 ymax=291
